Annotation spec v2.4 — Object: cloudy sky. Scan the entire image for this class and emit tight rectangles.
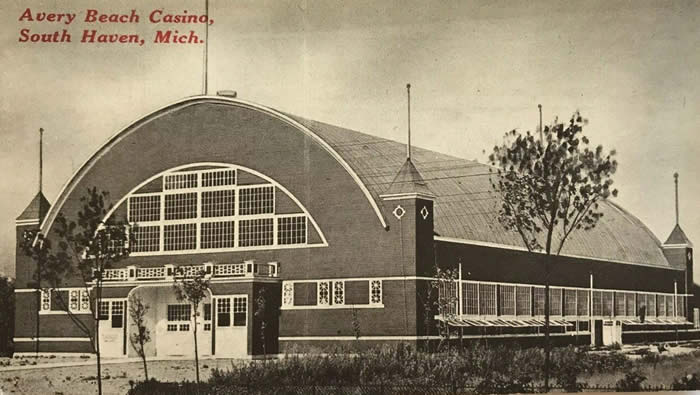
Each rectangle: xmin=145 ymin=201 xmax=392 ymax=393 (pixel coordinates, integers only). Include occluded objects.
xmin=1 ymin=0 xmax=698 ymax=277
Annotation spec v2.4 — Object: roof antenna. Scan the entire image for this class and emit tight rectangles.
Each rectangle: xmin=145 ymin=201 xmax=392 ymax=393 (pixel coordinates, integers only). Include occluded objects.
xmin=39 ymin=127 xmax=43 ymax=194
xmin=538 ymin=104 xmax=543 ymax=142
xmin=406 ymin=83 xmax=411 ymax=161
xmin=674 ymin=172 xmax=679 ymax=225
xmin=202 ymin=0 xmax=209 ymax=95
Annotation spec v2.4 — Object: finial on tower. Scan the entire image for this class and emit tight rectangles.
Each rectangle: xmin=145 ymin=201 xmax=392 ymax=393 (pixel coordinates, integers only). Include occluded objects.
xmin=674 ymin=172 xmax=679 ymax=225
xmin=406 ymin=83 xmax=412 ymax=160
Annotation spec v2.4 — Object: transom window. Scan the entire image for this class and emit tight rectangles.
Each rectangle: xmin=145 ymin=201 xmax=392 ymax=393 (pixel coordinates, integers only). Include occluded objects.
xmin=125 ymin=166 xmax=318 ymax=255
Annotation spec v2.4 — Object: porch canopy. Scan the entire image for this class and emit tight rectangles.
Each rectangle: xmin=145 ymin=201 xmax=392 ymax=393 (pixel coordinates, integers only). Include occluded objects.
xmin=439 ymin=316 xmax=575 ymax=328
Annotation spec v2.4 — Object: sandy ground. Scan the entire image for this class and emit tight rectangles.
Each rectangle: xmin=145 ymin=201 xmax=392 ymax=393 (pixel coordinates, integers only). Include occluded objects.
xmin=0 ymin=358 xmax=239 ymax=395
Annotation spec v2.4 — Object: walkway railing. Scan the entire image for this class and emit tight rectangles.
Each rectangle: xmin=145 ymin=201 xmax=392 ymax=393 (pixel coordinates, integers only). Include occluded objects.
xmin=100 ymin=260 xmax=278 ymax=282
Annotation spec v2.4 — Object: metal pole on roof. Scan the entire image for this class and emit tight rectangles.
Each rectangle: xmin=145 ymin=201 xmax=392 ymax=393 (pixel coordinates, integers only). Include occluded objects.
xmin=39 ymin=127 xmax=43 ymax=194
xmin=407 ymin=83 xmax=411 ymax=160
xmin=674 ymin=172 xmax=679 ymax=225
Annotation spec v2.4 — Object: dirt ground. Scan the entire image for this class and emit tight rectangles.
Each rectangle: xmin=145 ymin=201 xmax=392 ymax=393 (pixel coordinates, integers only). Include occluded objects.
xmin=0 ymin=358 xmax=238 ymax=395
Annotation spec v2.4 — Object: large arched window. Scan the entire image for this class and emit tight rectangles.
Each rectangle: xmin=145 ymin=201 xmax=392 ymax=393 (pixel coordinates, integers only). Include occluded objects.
xmin=114 ymin=163 xmax=327 ymax=256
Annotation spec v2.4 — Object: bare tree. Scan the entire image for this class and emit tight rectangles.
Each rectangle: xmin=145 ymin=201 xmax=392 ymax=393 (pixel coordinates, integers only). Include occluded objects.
xmin=432 ymin=267 xmax=459 ymax=352
xmin=172 ymin=268 xmax=210 ymax=386
xmin=128 ymin=294 xmax=151 ymax=381
xmin=254 ymin=287 xmax=267 ymax=358
xmin=488 ymin=112 xmax=618 ymax=390
xmin=20 ymin=188 xmax=131 ymax=395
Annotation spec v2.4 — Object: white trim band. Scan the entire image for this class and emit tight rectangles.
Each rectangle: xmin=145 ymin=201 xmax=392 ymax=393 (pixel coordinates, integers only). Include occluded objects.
xmin=14 ymin=337 xmax=91 ymax=342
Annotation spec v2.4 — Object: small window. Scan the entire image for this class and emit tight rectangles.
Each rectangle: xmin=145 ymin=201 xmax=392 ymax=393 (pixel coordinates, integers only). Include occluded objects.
xmin=98 ymin=301 xmax=110 ymax=320
xmin=278 ymin=216 xmax=306 ymax=245
xmin=111 ymin=301 xmax=124 ymax=328
xmin=239 ymin=186 xmax=274 ymax=215
xmin=203 ymin=323 xmax=212 ymax=331
xmin=167 ymin=304 xmax=191 ymax=322
xmin=179 ymin=323 xmax=190 ymax=331
xmin=129 ymin=195 xmax=161 ymax=222
xmin=233 ymin=297 xmax=247 ymax=326
xmin=203 ymin=303 xmax=212 ymax=321
xmin=217 ymin=298 xmax=231 ymax=327
xmin=238 ymin=218 xmax=274 ymax=247
xmin=167 ymin=324 xmax=178 ymax=331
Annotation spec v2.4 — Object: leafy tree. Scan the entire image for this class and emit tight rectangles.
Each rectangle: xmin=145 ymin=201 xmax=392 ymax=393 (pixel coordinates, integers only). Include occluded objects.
xmin=488 ymin=112 xmax=618 ymax=390
xmin=128 ymin=294 xmax=151 ymax=381
xmin=20 ymin=187 xmax=131 ymax=395
xmin=254 ymin=287 xmax=267 ymax=358
xmin=0 ymin=276 xmax=14 ymax=357
xmin=172 ymin=268 xmax=210 ymax=386
xmin=431 ymin=267 xmax=459 ymax=351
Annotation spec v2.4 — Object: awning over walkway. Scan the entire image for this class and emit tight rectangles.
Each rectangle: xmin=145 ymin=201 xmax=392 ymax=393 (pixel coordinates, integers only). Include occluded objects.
xmin=440 ymin=317 xmax=574 ymax=328
xmin=620 ymin=318 xmax=692 ymax=326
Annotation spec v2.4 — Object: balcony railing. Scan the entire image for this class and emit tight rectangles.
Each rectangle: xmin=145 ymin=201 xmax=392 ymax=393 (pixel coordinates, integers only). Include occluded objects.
xmin=99 ymin=260 xmax=278 ymax=282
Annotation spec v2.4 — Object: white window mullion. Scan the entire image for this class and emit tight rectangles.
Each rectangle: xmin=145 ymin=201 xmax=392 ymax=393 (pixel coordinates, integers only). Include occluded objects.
xmin=159 ymin=194 xmax=165 ymax=252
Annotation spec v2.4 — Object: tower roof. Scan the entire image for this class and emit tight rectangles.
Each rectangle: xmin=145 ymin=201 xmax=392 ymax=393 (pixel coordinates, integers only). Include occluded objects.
xmin=664 ymin=224 xmax=693 ymax=247
xmin=16 ymin=192 xmax=50 ymax=222
xmin=381 ymin=158 xmax=435 ymax=199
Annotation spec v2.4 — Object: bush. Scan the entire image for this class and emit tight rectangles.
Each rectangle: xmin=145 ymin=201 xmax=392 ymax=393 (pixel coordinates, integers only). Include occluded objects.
xmin=475 ymin=375 xmax=534 ymax=394
xmin=671 ymin=373 xmax=700 ymax=391
xmin=615 ymin=370 xmax=646 ymax=392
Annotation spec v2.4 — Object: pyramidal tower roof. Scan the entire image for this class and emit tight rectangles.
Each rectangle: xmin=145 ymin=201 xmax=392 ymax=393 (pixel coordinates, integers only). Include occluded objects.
xmin=664 ymin=224 xmax=693 ymax=247
xmin=16 ymin=192 xmax=51 ymax=222
xmin=380 ymin=158 xmax=435 ymax=199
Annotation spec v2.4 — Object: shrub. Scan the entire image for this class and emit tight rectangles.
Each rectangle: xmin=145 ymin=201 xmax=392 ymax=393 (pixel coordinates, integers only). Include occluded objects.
xmin=671 ymin=373 xmax=700 ymax=391
xmin=615 ymin=370 xmax=646 ymax=392
xmin=475 ymin=375 xmax=534 ymax=394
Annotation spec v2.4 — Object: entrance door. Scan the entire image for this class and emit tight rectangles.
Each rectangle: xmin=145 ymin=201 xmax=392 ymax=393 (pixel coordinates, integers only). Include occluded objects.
xmin=214 ymin=296 xmax=248 ymax=357
xmin=98 ymin=300 xmax=126 ymax=357
xmin=159 ymin=303 xmax=194 ymax=356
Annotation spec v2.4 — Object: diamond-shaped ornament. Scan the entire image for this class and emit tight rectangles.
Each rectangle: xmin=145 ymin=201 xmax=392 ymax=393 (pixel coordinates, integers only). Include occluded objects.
xmin=420 ymin=206 xmax=429 ymax=220
xmin=392 ymin=205 xmax=406 ymax=219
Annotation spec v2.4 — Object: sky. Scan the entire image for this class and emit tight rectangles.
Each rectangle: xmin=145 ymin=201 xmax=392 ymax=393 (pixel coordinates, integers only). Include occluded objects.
xmin=0 ymin=0 xmax=698 ymax=278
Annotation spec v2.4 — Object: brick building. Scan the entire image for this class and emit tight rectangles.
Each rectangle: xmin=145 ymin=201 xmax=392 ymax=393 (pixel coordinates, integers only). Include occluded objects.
xmin=13 ymin=94 xmax=698 ymax=357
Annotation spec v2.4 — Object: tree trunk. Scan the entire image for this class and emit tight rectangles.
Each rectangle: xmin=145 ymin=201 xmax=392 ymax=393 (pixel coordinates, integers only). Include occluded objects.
xmin=544 ymin=229 xmax=554 ymax=393
xmin=193 ymin=305 xmax=200 ymax=385
xmin=35 ymin=264 xmax=41 ymax=358
xmin=141 ymin=347 xmax=149 ymax=381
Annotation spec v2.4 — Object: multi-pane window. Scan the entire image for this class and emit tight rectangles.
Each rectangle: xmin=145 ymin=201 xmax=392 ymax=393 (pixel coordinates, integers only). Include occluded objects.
xmin=564 ymin=289 xmax=577 ymax=316
xmin=239 ymin=218 xmax=274 ymax=247
xmin=132 ymin=225 xmax=160 ymax=252
xmin=278 ymin=216 xmax=307 ymax=245
xmin=333 ymin=281 xmax=345 ymax=305
xmin=658 ymin=295 xmax=666 ymax=316
xmin=203 ymin=303 xmax=212 ymax=331
xmin=129 ymin=195 xmax=161 ymax=222
xmin=370 ymin=280 xmax=383 ymax=305
xmin=516 ymin=286 xmax=531 ymax=316
xmin=592 ymin=291 xmax=603 ymax=316
xmin=626 ymin=293 xmax=636 ymax=317
xmin=615 ymin=292 xmax=626 ymax=316
xmin=534 ymin=287 xmax=546 ymax=316
xmin=217 ymin=298 xmax=231 ymax=327
xmin=239 ymin=186 xmax=274 ymax=215
xmin=164 ymin=173 xmax=197 ymax=190
xmin=577 ymin=290 xmax=589 ymax=316
xmin=550 ymin=288 xmax=562 ymax=316
xmin=678 ymin=296 xmax=686 ymax=318
xmin=602 ymin=291 xmax=613 ymax=316
xmin=111 ymin=301 xmax=124 ymax=328
xmin=233 ymin=297 xmax=247 ymax=326
xmin=164 ymin=223 xmax=197 ymax=251
xmin=98 ymin=301 xmax=110 ymax=320
xmin=282 ymin=283 xmax=294 ymax=307
xmin=168 ymin=304 xmax=191 ymax=322
xmin=499 ymin=285 xmax=515 ymax=316
xmin=201 ymin=221 xmax=235 ymax=249
xmin=479 ymin=284 xmax=497 ymax=316
xmin=164 ymin=193 xmax=197 ymax=220
xmin=318 ymin=281 xmax=331 ymax=306
xmin=464 ymin=282 xmax=479 ymax=315
xmin=202 ymin=169 xmax=236 ymax=187
xmin=202 ymin=190 xmax=236 ymax=218
xmin=127 ymin=167 xmax=313 ymax=254
xmin=647 ymin=294 xmax=656 ymax=316
xmin=666 ymin=295 xmax=674 ymax=317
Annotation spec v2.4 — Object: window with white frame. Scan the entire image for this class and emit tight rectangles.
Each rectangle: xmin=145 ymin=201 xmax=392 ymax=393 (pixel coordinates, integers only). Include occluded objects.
xmin=647 ymin=294 xmax=656 ymax=316
xmin=479 ymin=283 xmax=497 ymax=315
xmin=464 ymin=282 xmax=479 ymax=315
xmin=111 ymin=301 xmax=124 ymax=328
xmin=626 ymin=292 xmax=636 ymax=316
xmin=216 ymin=296 xmax=247 ymax=327
xmin=534 ymin=287 xmax=545 ymax=316
xmin=615 ymin=292 xmax=626 ymax=316
xmin=282 ymin=282 xmax=294 ymax=307
xmin=129 ymin=195 xmax=160 ymax=222
xmin=217 ymin=298 xmax=231 ymax=326
xmin=167 ymin=304 xmax=191 ymax=331
xmin=577 ymin=290 xmax=589 ymax=316
xmin=278 ymin=216 xmax=307 ymax=245
xmin=657 ymin=294 xmax=666 ymax=316
xmin=499 ymin=285 xmax=515 ymax=316
xmin=98 ymin=300 xmax=110 ymax=320
xmin=549 ymin=287 xmax=562 ymax=316
xmin=516 ymin=286 xmax=531 ymax=316
xmin=239 ymin=186 xmax=274 ymax=215
xmin=201 ymin=221 xmax=235 ymax=249
xmin=666 ymin=295 xmax=674 ymax=317
xmin=592 ymin=290 xmax=603 ymax=316
xmin=164 ymin=223 xmax=197 ymax=251
xmin=203 ymin=303 xmax=212 ymax=331
xmin=125 ymin=167 xmax=317 ymax=255
xmin=602 ymin=291 xmax=613 ymax=316
xmin=233 ymin=297 xmax=247 ymax=326
xmin=564 ymin=289 xmax=576 ymax=316
xmin=370 ymin=280 xmax=383 ymax=306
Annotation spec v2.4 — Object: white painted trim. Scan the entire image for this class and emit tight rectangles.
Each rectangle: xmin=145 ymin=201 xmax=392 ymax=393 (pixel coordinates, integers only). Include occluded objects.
xmin=435 ymin=236 xmax=683 ymax=271
xmin=380 ymin=192 xmax=435 ymax=201
xmin=662 ymin=244 xmax=690 ymax=249
xmin=14 ymin=337 xmax=91 ymax=342
xmin=281 ymin=304 xmax=384 ymax=311
xmin=40 ymin=95 xmax=387 ymax=235
xmin=285 ymin=276 xmax=432 ymax=283
xmin=11 ymin=352 xmax=94 ymax=358
xmin=15 ymin=288 xmax=39 ymax=293
xmin=279 ymin=335 xmax=442 ymax=341
xmin=15 ymin=219 xmax=40 ymax=226
xmin=39 ymin=311 xmax=92 ymax=316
